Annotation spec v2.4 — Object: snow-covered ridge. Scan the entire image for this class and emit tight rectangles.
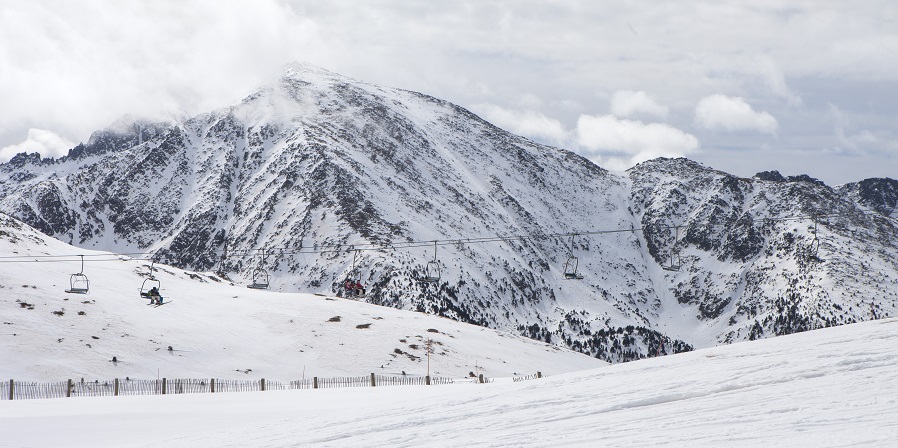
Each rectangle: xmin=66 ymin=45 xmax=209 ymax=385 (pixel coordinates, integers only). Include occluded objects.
xmin=0 ymin=64 xmax=896 ymax=363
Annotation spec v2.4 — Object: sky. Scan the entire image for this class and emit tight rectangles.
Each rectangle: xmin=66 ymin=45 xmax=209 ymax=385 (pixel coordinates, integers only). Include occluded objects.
xmin=1 ymin=0 xmax=896 ymax=185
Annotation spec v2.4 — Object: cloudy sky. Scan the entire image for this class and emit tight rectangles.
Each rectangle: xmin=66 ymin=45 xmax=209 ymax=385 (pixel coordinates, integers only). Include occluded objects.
xmin=1 ymin=1 xmax=896 ymax=185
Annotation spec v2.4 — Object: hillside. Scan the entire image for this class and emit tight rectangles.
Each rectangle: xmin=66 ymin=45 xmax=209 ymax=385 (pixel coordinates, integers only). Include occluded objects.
xmin=0 ymin=63 xmax=896 ymax=361
xmin=2 ymin=312 xmax=896 ymax=447
xmin=0 ymin=213 xmax=605 ymax=381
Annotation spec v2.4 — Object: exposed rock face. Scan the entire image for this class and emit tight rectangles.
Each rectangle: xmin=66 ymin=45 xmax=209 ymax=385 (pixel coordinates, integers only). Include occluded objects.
xmin=838 ymin=178 xmax=898 ymax=216
xmin=1 ymin=63 xmax=896 ymax=362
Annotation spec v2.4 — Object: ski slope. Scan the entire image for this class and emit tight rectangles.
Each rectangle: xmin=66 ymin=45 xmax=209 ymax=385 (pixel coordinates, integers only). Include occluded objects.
xmin=2 ymin=317 xmax=897 ymax=447
xmin=0 ymin=213 xmax=605 ymax=381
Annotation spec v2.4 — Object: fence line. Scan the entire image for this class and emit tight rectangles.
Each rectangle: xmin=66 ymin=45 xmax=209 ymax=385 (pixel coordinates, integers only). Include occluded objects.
xmin=512 ymin=371 xmax=543 ymax=382
xmin=2 ymin=373 xmax=492 ymax=401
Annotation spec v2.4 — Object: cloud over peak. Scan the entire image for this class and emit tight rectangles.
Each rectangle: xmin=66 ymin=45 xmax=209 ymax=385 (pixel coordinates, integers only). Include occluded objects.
xmin=0 ymin=128 xmax=73 ymax=161
xmin=610 ymin=90 xmax=669 ymax=118
xmin=694 ymin=94 xmax=778 ymax=134
xmin=576 ymin=114 xmax=699 ymax=167
xmin=472 ymin=104 xmax=568 ymax=145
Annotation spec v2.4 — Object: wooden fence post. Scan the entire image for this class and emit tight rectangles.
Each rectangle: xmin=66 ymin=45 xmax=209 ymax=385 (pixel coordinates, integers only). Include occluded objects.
xmin=66 ymin=379 xmax=72 ymax=397
xmin=537 ymin=371 xmax=542 ymax=379
xmin=261 ymin=378 xmax=266 ymax=391
xmin=370 ymin=373 xmax=376 ymax=387
xmin=8 ymin=379 xmax=12 ymax=400
xmin=162 ymin=378 xmax=167 ymax=395
xmin=313 ymin=377 xmax=318 ymax=389
xmin=478 ymin=374 xmax=484 ymax=384
xmin=426 ymin=375 xmax=431 ymax=386
xmin=114 ymin=378 xmax=119 ymax=396
xmin=211 ymin=378 xmax=215 ymax=393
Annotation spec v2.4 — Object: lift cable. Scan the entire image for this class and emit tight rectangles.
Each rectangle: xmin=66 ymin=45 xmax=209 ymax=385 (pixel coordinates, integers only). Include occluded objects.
xmin=0 ymin=209 xmax=892 ymax=264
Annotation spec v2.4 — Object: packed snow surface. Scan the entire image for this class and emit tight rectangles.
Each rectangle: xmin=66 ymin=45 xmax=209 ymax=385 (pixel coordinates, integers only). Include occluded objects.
xmin=2 ymin=318 xmax=897 ymax=447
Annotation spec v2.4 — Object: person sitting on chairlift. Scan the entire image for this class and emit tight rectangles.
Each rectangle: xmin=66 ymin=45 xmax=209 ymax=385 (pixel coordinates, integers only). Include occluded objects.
xmin=354 ymin=281 xmax=365 ymax=296
xmin=344 ymin=279 xmax=354 ymax=296
xmin=148 ymin=286 xmax=163 ymax=305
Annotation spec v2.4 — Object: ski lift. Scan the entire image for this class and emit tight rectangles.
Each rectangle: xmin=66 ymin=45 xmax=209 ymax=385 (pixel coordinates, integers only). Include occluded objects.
xmin=806 ymin=215 xmax=823 ymax=263
xmin=562 ymin=234 xmax=584 ymax=280
xmin=662 ymin=226 xmax=682 ymax=272
xmin=65 ymin=255 xmax=90 ymax=294
xmin=422 ymin=241 xmax=441 ymax=283
xmin=247 ymin=248 xmax=270 ymax=289
xmin=138 ymin=259 xmax=161 ymax=298
xmin=340 ymin=250 xmax=366 ymax=298
xmin=247 ymin=268 xmax=270 ymax=289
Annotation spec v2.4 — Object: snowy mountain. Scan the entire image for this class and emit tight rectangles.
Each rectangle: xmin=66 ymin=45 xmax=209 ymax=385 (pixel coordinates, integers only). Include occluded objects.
xmin=0 ymin=212 xmax=604 ymax=381
xmin=1 ymin=63 xmax=896 ymax=362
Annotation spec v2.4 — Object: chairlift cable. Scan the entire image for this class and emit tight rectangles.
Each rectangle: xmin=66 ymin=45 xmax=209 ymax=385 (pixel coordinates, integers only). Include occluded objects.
xmin=0 ymin=210 xmax=892 ymax=263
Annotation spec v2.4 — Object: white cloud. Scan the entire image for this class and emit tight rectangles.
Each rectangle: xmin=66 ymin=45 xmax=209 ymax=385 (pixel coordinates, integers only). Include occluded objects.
xmin=471 ymin=104 xmax=568 ymax=145
xmin=0 ymin=128 xmax=74 ymax=162
xmin=470 ymin=104 xmax=699 ymax=170
xmin=610 ymin=90 xmax=668 ymax=118
xmin=826 ymin=104 xmax=897 ymax=156
xmin=575 ymin=114 xmax=699 ymax=167
xmin=694 ymin=95 xmax=778 ymax=134
xmin=0 ymin=1 xmax=893 ymax=184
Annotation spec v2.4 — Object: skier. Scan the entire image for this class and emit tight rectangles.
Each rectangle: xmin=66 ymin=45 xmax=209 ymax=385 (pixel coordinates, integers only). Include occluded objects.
xmin=354 ymin=281 xmax=365 ymax=297
xmin=147 ymin=286 xmax=163 ymax=305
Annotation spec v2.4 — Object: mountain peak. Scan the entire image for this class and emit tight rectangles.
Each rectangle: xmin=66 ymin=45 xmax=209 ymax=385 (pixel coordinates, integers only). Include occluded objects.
xmin=1 ymin=65 xmax=897 ymax=365
xmin=279 ymin=61 xmax=342 ymax=79
xmin=274 ymin=61 xmax=366 ymax=90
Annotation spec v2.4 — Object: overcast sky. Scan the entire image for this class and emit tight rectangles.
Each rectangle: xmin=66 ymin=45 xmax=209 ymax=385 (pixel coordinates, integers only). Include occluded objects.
xmin=1 ymin=0 xmax=896 ymax=185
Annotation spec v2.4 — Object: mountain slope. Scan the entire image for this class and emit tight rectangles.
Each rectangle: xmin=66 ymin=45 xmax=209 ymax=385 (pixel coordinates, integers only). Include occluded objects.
xmin=0 ymin=212 xmax=605 ymax=381
xmin=628 ymin=160 xmax=898 ymax=346
xmin=1 ymin=63 xmax=896 ymax=361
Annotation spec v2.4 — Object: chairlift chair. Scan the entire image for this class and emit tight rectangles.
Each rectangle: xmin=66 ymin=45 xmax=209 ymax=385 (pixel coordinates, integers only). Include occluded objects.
xmin=562 ymin=235 xmax=584 ymax=280
xmin=662 ymin=250 xmax=682 ymax=272
xmin=661 ymin=226 xmax=683 ymax=272
xmin=65 ymin=255 xmax=90 ymax=294
xmin=139 ymin=276 xmax=161 ymax=298
xmin=139 ymin=259 xmax=161 ymax=298
xmin=66 ymin=273 xmax=90 ymax=294
xmin=422 ymin=241 xmax=441 ymax=283
xmin=340 ymin=250 xmax=366 ymax=298
xmin=341 ymin=269 xmax=366 ymax=298
xmin=246 ymin=248 xmax=271 ymax=289
xmin=247 ymin=268 xmax=270 ymax=289
xmin=806 ymin=237 xmax=823 ymax=263
xmin=562 ymin=256 xmax=584 ymax=280
xmin=806 ymin=216 xmax=824 ymax=263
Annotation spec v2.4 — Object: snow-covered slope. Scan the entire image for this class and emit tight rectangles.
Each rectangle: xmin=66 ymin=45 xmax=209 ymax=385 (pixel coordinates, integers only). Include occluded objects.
xmin=3 ymin=315 xmax=896 ymax=447
xmin=0 ymin=63 xmax=896 ymax=362
xmin=628 ymin=160 xmax=898 ymax=348
xmin=0 ymin=213 xmax=605 ymax=381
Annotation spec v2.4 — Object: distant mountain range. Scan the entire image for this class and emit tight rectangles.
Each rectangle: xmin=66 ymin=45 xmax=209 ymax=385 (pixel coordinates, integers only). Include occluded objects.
xmin=2 ymin=63 xmax=896 ymax=362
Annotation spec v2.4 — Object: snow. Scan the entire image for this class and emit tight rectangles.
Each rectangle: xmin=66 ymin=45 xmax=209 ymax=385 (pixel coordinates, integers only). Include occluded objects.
xmin=5 ymin=65 xmax=896 ymax=364
xmin=2 ymin=211 xmax=896 ymax=447
xmin=2 ymin=317 xmax=897 ymax=447
xmin=0 ymin=214 xmax=604 ymax=382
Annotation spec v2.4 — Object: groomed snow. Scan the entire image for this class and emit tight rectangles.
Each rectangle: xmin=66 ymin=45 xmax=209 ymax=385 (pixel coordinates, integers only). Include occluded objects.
xmin=2 ymin=317 xmax=897 ymax=447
